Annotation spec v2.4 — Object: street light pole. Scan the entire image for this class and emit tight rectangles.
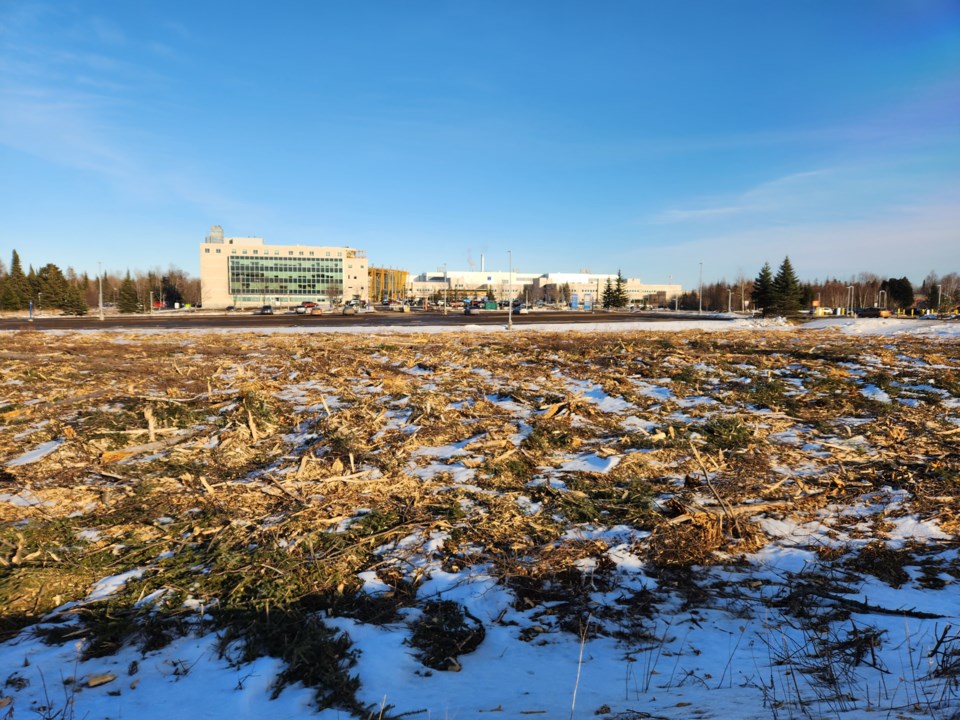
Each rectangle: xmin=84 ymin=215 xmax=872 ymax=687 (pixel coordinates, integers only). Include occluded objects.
xmin=727 ymin=288 xmax=732 ymax=314
xmin=507 ymin=251 xmax=513 ymax=330
xmin=846 ymin=285 xmax=854 ymax=316
xmin=98 ymin=261 xmax=104 ymax=321
xmin=698 ymin=262 xmax=703 ymax=315
xmin=443 ymin=264 xmax=447 ymax=316
xmin=937 ymin=284 xmax=943 ymax=315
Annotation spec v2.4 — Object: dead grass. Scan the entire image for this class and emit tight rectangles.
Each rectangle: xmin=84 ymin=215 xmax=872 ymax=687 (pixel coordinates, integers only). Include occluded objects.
xmin=1 ymin=328 xmax=958 ymax=714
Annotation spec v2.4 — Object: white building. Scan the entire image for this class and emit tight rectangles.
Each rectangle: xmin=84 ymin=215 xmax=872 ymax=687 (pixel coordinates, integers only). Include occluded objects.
xmin=199 ymin=226 xmax=368 ymax=308
xmin=407 ymin=268 xmax=681 ymax=307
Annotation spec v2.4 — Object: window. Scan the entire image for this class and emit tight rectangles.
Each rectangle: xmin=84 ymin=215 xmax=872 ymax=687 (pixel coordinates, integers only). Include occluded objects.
xmin=216 ymin=249 xmax=221 ymax=254
xmin=205 ymin=248 xmax=210 ymax=253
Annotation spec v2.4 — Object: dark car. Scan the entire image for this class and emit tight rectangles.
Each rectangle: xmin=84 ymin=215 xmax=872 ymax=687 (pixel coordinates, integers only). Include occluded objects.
xmin=258 ymin=305 xmax=274 ymax=315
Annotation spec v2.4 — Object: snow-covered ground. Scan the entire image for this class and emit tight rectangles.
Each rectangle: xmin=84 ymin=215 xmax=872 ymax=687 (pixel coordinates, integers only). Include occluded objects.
xmin=1 ymin=319 xmax=958 ymax=719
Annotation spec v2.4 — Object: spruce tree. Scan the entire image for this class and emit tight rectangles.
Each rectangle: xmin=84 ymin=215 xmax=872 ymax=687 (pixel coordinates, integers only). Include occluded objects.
xmin=0 ymin=283 xmax=19 ymax=311
xmin=117 ymin=273 xmax=140 ymax=313
xmin=601 ymin=278 xmax=613 ymax=309
xmin=772 ymin=256 xmax=802 ymax=314
xmin=36 ymin=263 xmax=69 ymax=310
xmin=613 ymin=270 xmax=629 ymax=308
xmin=7 ymin=250 xmax=31 ymax=310
xmin=883 ymin=277 xmax=914 ymax=309
xmin=60 ymin=284 xmax=88 ymax=316
xmin=751 ymin=262 xmax=774 ymax=314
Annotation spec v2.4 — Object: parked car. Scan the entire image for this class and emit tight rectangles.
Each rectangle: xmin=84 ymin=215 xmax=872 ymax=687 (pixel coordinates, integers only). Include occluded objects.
xmin=294 ymin=306 xmax=307 ymax=314
xmin=301 ymin=301 xmax=318 ymax=308
xmin=225 ymin=305 xmax=235 ymax=312
xmin=856 ymin=307 xmax=891 ymax=318
xmin=258 ymin=305 xmax=274 ymax=315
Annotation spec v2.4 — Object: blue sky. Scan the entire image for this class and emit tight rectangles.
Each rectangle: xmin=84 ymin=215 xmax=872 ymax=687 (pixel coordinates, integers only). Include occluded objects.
xmin=1 ymin=1 xmax=958 ymax=290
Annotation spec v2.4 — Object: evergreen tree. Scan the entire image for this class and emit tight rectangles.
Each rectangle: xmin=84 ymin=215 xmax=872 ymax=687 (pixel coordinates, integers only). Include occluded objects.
xmin=772 ymin=256 xmax=802 ymax=314
xmin=60 ymin=284 xmax=89 ymax=316
xmin=117 ymin=272 xmax=141 ymax=313
xmin=751 ymin=262 xmax=774 ymax=314
xmin=612 ymin=270 xmax=629 ymax=308
xmin=0 ymin=283 xmax=19 ymax=311
xmin=882 ymin=277 xmax=914 ymax=309
xmin=601 ymin=278 xmax=613 ymax=309
xmin=7 ymin=250 xmax=31 ymax=310
xmin=35 ymin=263 xmax=69 ymax=310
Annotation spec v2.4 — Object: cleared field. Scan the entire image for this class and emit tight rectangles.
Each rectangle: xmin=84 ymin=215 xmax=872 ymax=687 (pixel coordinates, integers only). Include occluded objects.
xmin=1 ymin=327 xmax=958 ymax=719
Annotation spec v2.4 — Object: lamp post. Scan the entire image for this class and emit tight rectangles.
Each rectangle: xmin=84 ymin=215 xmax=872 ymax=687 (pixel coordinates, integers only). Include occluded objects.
xmin=727 ymin=288 xmax=732 ymax=314
xmin=937 ymin=284 xmax=943 ymax=315
xmin=846 ymin=285 xmax=854 ymax=316
xmin=98 ymin=262 xmax=104 ymax=321
xmin=443 ymin=264 xmax=447 ymax=316
xmin=698 ymin=262 xmax=703 ymax=315
xmin=507 ymin=251 xmax=513 ymax=330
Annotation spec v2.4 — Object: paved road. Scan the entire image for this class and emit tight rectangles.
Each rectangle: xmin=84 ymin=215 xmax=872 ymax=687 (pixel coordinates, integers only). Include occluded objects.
xmin=0 ymin=310 xmax=732 ymax=331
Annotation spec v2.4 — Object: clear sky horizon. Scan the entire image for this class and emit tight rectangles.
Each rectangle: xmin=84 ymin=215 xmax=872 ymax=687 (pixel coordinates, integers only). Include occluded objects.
xmin=2 ymin=1 xmax=958 ymax=290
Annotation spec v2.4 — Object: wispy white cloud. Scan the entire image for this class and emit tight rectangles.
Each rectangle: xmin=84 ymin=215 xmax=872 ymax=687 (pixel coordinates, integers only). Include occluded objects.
xmin=0 ymin=5 xmax=250 ymax=218
xmin=89 ymin=17 xmax=127 ymax=47
xmin=653 ymin=205 xmax=745 ymax=223
xmin=636 ymin=196 xmax=960 ymax=286
xmin=650 ymin=168 xmax=839 ymax=225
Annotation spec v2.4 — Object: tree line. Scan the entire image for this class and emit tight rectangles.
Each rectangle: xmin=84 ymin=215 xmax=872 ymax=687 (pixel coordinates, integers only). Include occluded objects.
xmin=678 ymin=257 xmax=956 ymax=315
xmin=662 ymin=262 xmax=956 ymax=315
xmin=0 ymin=250 xmax=201 ymax=315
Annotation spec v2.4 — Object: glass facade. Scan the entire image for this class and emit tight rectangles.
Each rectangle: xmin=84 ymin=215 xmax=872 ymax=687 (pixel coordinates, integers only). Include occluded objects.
xmin=228 ymin=256 xmax=343 ymax=302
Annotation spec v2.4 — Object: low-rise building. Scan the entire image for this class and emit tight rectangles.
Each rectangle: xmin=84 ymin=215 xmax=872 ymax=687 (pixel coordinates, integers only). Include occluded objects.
xmin=407 ymin=268 xmax=681 ymax=307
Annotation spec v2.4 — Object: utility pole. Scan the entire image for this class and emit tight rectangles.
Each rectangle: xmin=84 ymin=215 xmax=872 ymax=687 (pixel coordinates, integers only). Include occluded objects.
xmin=727 ymin=288 xmax=732 ymax=313
xmin=698 ymin=262 xmax=703 ymax=315
xmin=846 ymin=285 xmax=854 ymax=316
xmin=443 ymin=264 xmax=447 ymax=316
xmin=98 ymin=261 xmax=104 ymax=321
xmin=507 ymin=251 xmax=513 ymax=330
xmin=937 ymin=284 xmax=943 ymax=315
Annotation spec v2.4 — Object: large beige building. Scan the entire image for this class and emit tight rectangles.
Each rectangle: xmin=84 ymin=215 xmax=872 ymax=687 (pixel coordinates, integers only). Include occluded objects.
xmin=200 ymin=226 xmax=368 ymax=308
